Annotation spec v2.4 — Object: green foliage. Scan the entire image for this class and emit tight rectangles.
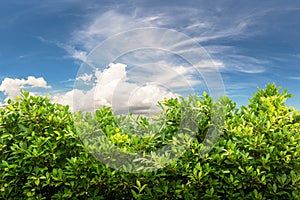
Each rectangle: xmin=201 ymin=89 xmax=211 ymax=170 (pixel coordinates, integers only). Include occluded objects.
xmin=1 ymin=84 xmax=300 ymax=199
xmin=0 ymin=91 xmax=106 ymax=199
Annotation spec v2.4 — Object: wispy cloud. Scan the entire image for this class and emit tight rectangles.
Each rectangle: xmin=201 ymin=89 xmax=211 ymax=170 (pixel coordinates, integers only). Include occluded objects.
xmin=69 ymin=8 xmax=255 ymax=51
xmin=221 ymin=55 xmax=268 ymax=74
xmin=70 ymin=10 xmax=164 ymax=51
xmin=28 ymin=1 xmax=284 ymax=79
xmin=64 ymin=4 xmax=275 ymax=75
xmin=288 ymin=76 xmax=300 ymax=80
xmin=224 ymin=82 xmax=257 ymax=94
xmin=17 ymin=54 xmax=34 ymax=60
xmin=35 ymin=36 xmax=88 ymax=62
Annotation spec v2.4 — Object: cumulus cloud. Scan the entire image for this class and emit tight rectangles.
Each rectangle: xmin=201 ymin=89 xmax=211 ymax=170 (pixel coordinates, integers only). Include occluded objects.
xmin=52 ymin=63 xmax=178 ymax=114
xmin=0 ymin=76 xmax=51 ymax=102
xmin=0 ymin=62 xmax=196 ymax=114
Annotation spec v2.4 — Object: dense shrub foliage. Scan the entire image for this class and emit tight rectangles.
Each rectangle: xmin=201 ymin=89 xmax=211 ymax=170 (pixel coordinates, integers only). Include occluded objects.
xmin=0 ymin=84 xmax=300 ymax=199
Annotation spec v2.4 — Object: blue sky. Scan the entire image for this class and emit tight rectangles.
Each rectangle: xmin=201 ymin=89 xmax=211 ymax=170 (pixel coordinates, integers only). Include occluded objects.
xmin=0 ymin=0 xmax=300 ymax=111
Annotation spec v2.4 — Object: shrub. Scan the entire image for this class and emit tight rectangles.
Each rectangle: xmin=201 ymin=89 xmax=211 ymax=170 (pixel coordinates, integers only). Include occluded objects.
xmin=0 ymin=84 xmax=299 ymax=199
xmin=0 ymin=91 xmax=107 ymax=199
xmin=181 ymin=84 xmax=300 ymax=199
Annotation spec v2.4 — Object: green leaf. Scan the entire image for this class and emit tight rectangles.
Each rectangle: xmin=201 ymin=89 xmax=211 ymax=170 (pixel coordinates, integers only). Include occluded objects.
xmin=131 ymin=189 xmax=137 ymax=198
xmin=18 ymin=124 xmax=29 ymax=132
xmin=136 ymin=180 xmax=141 ymax=188
xmin=272 ymin=183 xmax=277 ymax=192
xmin=34 ymin=179 xmax=40 ymax=186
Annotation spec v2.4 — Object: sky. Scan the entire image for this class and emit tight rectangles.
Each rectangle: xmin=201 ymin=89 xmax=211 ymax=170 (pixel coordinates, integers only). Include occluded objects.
xmin=0 ymin=0 xmax=300 ymax=113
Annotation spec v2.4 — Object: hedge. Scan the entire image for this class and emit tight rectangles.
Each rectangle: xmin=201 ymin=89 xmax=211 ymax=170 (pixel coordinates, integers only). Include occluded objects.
xmin=0 ymin=83 xmax=299 ymax=199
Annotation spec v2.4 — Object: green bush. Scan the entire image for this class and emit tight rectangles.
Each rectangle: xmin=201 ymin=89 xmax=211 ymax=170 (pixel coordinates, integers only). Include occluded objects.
xmin=0 ymin=92 xmax=107 ymax=199
xmin=0 ymin=84 xmax=299 ymax=199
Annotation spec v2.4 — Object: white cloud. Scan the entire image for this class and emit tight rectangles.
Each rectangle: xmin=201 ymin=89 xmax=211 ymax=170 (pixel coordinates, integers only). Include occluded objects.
xmin=71 ymin=10 xmax=161 ymax=50
xmin=63 ymin=6 xmax=270 ymax=78
xmin=52 ymin=63 xmax=178 ymax=113
xmin=36 ymin=36 xmax=88 ymax=62
xmin=52 ymin=89 xmax=98 ymax=112
xmin=193 ymin=20 xmax=250 ymax=43
xmin=221 ymin=55 xmax=267 ymax=74
xmin=33 ymin=5 xmax=273 ymax=79
xmin=127 ymin=83 xmax=177 ymax=114
xmin=69 ymin=5 xmax=262 ymax=52
xmin=206 ymin=45 xmax=267 ymax=74
xmin=76 ymin=73 xmax=93 ymax=82
xmin=69 ymin=49 xmax=88 ymax=62
xmin=0 ymin=76 xmax=51 ymax=102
